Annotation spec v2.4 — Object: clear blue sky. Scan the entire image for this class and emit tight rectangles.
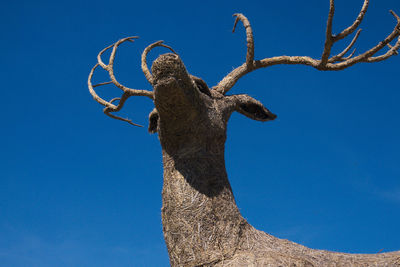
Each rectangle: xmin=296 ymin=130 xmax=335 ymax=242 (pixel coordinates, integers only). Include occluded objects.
xmin=1 ymin=0 xmax=399 ymax=266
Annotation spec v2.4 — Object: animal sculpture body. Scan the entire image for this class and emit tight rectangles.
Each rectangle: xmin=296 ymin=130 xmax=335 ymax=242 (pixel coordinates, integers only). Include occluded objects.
xmin=89 ymin=1 xmax=400 ymax=265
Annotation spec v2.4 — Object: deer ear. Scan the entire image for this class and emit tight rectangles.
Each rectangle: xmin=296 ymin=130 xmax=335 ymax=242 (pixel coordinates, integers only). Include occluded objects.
xmin=191 ymin=75 xmax=211 ymax=97
xmin=148 ymin=108 xmax=159 ymax=133
xmin=232 ymin=94 xmax=277 ymax=122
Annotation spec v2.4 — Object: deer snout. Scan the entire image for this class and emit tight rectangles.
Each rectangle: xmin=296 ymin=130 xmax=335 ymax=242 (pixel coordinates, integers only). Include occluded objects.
xmin=151 ymin=53 xmax=190 ymax=82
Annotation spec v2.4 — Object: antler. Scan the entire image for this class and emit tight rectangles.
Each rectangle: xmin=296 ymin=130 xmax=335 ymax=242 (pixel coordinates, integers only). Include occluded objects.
xmin=141 ymin=40 xmax=177 ymax=85
xmin=215 ymin=0 xmax=400 ymax=95
xmin=88 ymin=36 xmax=154 ymax=127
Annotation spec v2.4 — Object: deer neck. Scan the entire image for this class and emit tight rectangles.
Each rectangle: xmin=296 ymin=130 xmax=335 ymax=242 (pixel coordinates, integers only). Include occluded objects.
xmin=160 ymin=143 xmax=248 ymax=266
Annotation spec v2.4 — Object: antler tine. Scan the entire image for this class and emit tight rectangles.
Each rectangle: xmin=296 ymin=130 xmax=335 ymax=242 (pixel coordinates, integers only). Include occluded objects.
xmin=88 ymin=37 xmax=154 ymax=127
xmin=387 ymin=43 xmax=399 ymax=56
xmin=320 ymin=0 xmax=336 ymax=65
xmin=363 ymin=35 xmax=400 ymax=63
xmin=93 ymin=81 xmax=113 ymax=87
xmin=214 ymin=13 xmax=256 ymax=95
xmin=96 ymin=36 xmax=153 ymax=98
xmin=335 ymin=0 xmax=369 ymax=41
xmin=329 ymin=29 xmax=362 ymax=63
xmin=320 ymin=0 xmax=369 ymax=66
xmin=368 ymin=11 xmax=400 ymax=59
xmin=97 ymin=43 xmax=114 ymax=69
xmin=88 ymin=64 xmax=142 ymax=126
xmin=88 ymin=64 xmax=115 ymax=108
xmin=103 ymin=94 xmax=143 ymax=127
xmin=342 ymin=48 xmax=357 ymax=61
xmin=333 ymin=10 xmax=400 ymax=67
xmin=141 ymin=40 xmax=177 ymax=85
xmin=232 ymin=13 xmax=255 ymax=69
xmin=109 ymin=37 xmax=137 ymax=63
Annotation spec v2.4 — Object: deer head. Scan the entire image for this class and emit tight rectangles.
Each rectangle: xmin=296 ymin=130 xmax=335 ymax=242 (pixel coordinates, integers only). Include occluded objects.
xmin=88 ymin=1 xmax=400 ymax=265
xmin=89 ymin=3 xmax=399 ymax=144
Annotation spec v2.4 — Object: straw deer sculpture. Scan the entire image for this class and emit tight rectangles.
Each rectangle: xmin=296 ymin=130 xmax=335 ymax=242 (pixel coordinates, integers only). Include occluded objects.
xmin=88 ymin=0 xmax=400 ymax=265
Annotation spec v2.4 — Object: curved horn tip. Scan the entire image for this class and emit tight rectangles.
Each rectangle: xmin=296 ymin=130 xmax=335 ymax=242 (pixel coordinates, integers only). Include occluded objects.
xmin=389 ymin=10 xmax=400 ymax=23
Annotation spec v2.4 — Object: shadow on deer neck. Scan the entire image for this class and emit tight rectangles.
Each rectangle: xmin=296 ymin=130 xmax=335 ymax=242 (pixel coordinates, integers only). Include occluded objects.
xmin=88 ymin=5 xmax=400 ymax=264
xmin=151 ymin=54 xmax=226 ymax=151
xmin=150 ymin=53 xmax=276 ymax=199
xmin=151 ymin=53 xmax=229 ymax=197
